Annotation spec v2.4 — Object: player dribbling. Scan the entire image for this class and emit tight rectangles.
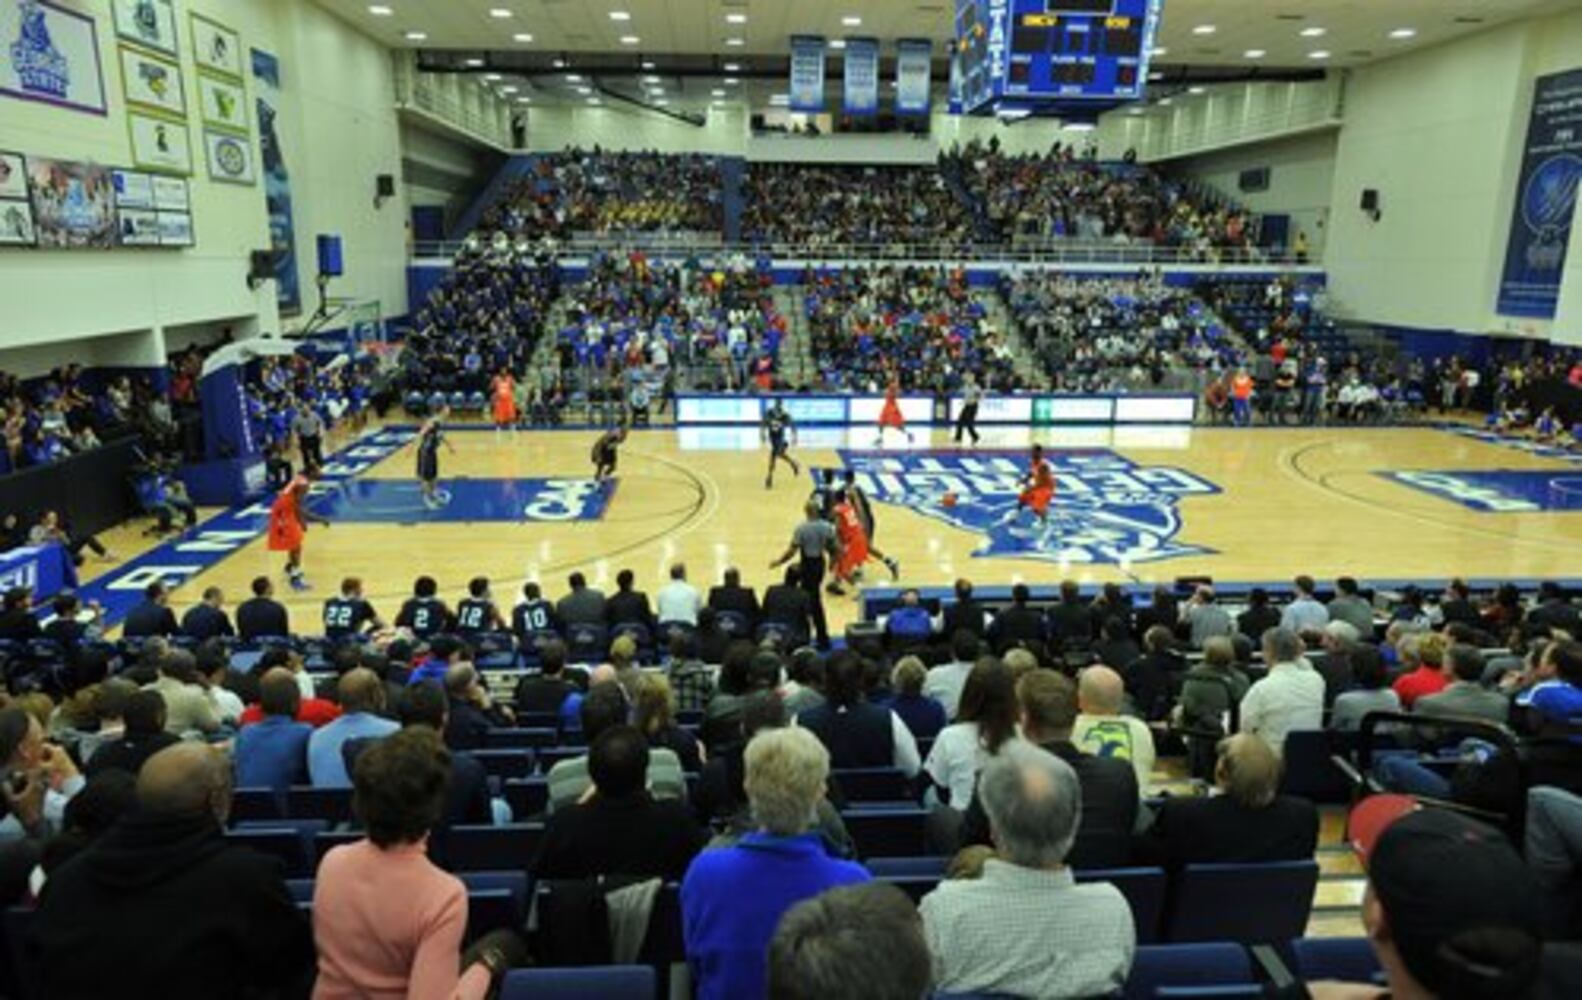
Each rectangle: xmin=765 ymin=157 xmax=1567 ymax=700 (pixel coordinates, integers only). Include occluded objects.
xmin=762 ymin=399 xmax=801 ymax=488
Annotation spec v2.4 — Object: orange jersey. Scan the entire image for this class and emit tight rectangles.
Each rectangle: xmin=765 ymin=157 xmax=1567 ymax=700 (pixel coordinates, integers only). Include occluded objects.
xmin=266 ymin=487 xmax=305 ymax=551
xmin=1030 ymin=458 xmax=1053 ymax=490
xmin=1231 ymin=375 xmax=1253 ymax=400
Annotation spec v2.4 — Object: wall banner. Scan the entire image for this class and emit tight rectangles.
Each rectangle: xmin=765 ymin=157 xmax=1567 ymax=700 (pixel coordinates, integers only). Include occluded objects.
xmin=895 ymin=39 xmax=932 ymax=114
xmin=789 ymin=35 xmax=826 ymax=113
xmin=842 ymin=37 xmax=879 ymax=115
xmin=1497 ymin=68 xmax=1582 ymax=319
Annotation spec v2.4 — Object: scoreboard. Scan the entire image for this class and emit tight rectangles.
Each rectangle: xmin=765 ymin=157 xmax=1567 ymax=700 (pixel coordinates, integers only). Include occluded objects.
xmin=953 ymin=0 xmax=1163 ymax=114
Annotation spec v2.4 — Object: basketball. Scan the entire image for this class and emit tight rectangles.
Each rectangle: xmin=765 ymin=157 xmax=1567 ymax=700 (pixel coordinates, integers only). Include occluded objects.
xmin=941 ymin=492 xmax=958 ymax=508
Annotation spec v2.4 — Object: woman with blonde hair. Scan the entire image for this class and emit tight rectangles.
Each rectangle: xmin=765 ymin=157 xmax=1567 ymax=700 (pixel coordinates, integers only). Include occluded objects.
xmin=635 ymin=673 xmax=703 ymax=772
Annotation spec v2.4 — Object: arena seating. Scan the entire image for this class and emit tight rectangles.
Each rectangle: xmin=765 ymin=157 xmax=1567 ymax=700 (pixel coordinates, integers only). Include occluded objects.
xmin=476 ymin=150 xmax=724 ymax=239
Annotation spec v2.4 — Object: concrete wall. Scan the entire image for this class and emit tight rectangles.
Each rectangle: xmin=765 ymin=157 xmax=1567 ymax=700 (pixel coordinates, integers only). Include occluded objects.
xmin=1175 ymin=131 xmax=1339 ymax=256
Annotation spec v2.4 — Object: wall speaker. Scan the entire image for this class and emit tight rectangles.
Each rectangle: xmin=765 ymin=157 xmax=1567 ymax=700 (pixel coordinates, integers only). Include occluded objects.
xmin=316 ymin=234 xmax=344 ymax=278
xmin=247 ymin=248 xmax=281 ymax=289
xmin=375 ymin=173 xmax=396 ymax=198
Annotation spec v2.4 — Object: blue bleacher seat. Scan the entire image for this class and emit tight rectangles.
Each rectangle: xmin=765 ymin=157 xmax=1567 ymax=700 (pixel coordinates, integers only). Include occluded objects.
xmin=832 ymin=767 xmax=915 ymax=803
xmin=228 ymin=787 xmax=284 ymax=823
xmin=472 ymin=749 xmax=536 ymax=780
xmin=565 ymin=623 xmax=609 ymax=664
xmin=436 ymin=824 xmax=546 ymax=872
xmin=714 ymin=610 xmax=750 ymax=639
xmin=499 ymin=966 xmax=656 ymax=1000
xmin=1153 ymin=987 xmax=1263 ymax=998
xmin=472 ymin=632 xmax=518 ymax=670
xmin=1289 ymin=937 xmax=1382 ymax=984
xmin=502 ymin=777 xmax=550 ymax=818
xmin=224 ymin=823 xmax=328 ymax=878
xmin=534 ymin=746 xmax=585 ymax=772
xmin=842 ymin=807 xmax=931 ymax=858
xmin=1279 ymin=730 xmax=1352 ymax=803
xmin=485 ymin=728 xmax=559 ymax=750
xmin=864 ymin=856 xmax=948 ymax=879
xmin=284 ymin=785 xmax=354 ymax=823
xmin=1164 ymin=861 xmax=1320 ymax=944
xmin=1079 ymin=868 xmax=1169 ymax=945
xmin=1125 ymin=943 xmax=1252 ymax=1000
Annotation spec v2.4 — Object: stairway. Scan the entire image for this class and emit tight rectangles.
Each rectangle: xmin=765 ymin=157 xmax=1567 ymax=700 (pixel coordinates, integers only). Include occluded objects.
xmin=448 ymin=155 xmax=539 ymax=241
xmin=984 ymin=288 xmax=1051 ymax=391
xmin=773 ymin=285 xmax=815 ymax=388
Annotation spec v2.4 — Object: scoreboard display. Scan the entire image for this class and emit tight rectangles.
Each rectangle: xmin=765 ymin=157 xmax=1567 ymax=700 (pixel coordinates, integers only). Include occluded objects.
xmin=954 ymin=0 xmax=1162 ymax=114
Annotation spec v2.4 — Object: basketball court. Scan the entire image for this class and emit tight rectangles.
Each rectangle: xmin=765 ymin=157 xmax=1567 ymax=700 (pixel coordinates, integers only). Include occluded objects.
xmin=83 ymin=419 xmax=1582 ymax=635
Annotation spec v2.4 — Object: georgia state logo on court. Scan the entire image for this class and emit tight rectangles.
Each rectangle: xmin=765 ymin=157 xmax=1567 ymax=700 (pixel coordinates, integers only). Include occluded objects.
xmin=839 ymin=450 xmax=1220 ymax=566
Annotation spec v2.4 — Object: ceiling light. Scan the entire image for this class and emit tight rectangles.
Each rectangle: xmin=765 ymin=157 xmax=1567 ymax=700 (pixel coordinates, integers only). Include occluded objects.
xmin=711 ymin=88 xmax=725 ymax=97
xmin=723 ymin=62 xmax=741 ymax=72
xmin=1127 ymin=108 xmax=1144 ymax=116
xmin=565 ymin=73 xmax=583 ymax=82
xmin=499 ymin=85 xmax=518 ymax=93
xmin=724 ymin=76 xmax=739 ymax=85
xmin=642 ymin=74 xmax=661 ymax=84
xmin=830 ymin=39 xmax=846 ymax=49
xmin=725 ymin=13 xmax=746 ymax=24
xmin=552 ymin=58 xmax=566 ymax=68
xmin=1150 ymin=47 xmax=1167 ymax=57
xmin=1308 ymin=49 xmax=1330 ymax=59
xmin=769 ymin=93 xmax=789 ymax=105
xmin=1191 ymin=25 xmax=1215 ymax=35
xmin=1300 ymin=27 xmax=1326 ymax=37
xmin=655 ymin=98 xmax=669 ymax=106
xmin=725 ymin=37 xmax=744 ymax=46
xmin=1244 ymin=48 xmax=1266 ymax=58
xmin=488 ymin=7 xmax=512 ymax=18
xmin=619 ymin=35 xmax=639 ymax=44
xmin=641 ymin=60 xmax=656 ymax=69
xmin=841 ymin=15 xmax=862 ymax=27
xmin=516 ymin=96 xmax=531 ymax=104
xmin=575 ymin=86 xmax=592 ymax=95
xmin=367 ymin=4 xmax=392 ymax=15
xmin=463 ymin=58 xmax=483 ymax=67
xmin=483 ymin=72 xmax=501 ymax=81
xmin=1389 ymin=28 xmax=1417 ymax=39
xmin=1159 ymin=97 xmax=1173 ymax=106
xmin=1188 ymin=86 xmax=1205 ymax=95
xmin=404 ymin=31 xmax=427 ymax=41
xmin=512 ymin=32 xmax=533 ymax=42
xmin=587 ymin=97 xmax=601 ymax=105
xmin=608 ymin=10 xmax=630 ymax=21
xmin=1148 ymin=71 xmax=1163 ymax=81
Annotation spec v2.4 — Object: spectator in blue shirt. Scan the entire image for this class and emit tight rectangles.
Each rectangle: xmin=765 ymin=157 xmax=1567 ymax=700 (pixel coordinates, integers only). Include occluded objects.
xmin=681 ymin=726 xmax=869 ymax=1000
xmin=234 ymin=669 xmax=312 ymax=791
xmin=308 ymin=668 xmax=399 ymax=787
xmin=886 ymin=590 xmax=935 ymax=645
xmin=407 ymin=636 xmax=460 ymax=687
xmin=882 ymin=656 xmax=948 ymax=743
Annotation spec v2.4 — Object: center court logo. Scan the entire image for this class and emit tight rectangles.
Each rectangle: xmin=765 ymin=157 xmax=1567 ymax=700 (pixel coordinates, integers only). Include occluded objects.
xmin=839 ymin=450 xmax=1220 ymax=566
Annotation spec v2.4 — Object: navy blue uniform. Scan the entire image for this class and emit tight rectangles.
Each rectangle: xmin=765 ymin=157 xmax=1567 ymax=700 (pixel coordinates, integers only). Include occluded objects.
xmin=456 ymin=597 xmax=498 ymax=634
xmin=396 ymin=596 xmax=452 ymax=638
xmin=322 ymin=596 xmax=377 ymax=639
xmin=512 ymin=598 xmax=557 ymax=638
xmin=764 ymin=407 xmax=793 ymax=455
xmin=417 ymin=426 xmax=443 ymax=482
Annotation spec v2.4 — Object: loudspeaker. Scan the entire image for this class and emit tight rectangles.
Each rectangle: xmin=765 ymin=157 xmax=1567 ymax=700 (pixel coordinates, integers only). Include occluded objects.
xmin=1360 ymin=189 xmax=1379 ymax=212
xmin=375 ymin=173 xmax=396 ymax=198
xmin=316 ymin=234 xmax=344 ymax=277
xmin=247 ymin=248 xmax=281 ymax=289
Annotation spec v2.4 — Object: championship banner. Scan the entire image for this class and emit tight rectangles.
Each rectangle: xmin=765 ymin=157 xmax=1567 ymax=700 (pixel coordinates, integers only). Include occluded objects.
xmin=843 ymin=37 xmax=879 ymax=115
xmin=1497 ymin=68 xmax=1582 ymax=319
xmin=895 ymin=39 xmax=932 ymax=114
xmin=789 ymin=35 xmax=826 ymax=113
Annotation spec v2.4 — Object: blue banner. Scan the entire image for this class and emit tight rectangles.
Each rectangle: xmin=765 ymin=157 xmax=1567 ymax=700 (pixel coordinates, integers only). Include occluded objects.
xmin=1498 ymin=68 xmax=1582 ymax=319
xmin=0 ymin=545 xmax=73 ymax=603
xmin=252 ymin=48 xmax=302 ymax=316
xmin=895 ymin=39 xmax=932 ymax=114
xmin=843 ymin=37 xmax=879 ymax=115
xmin=789 ymin=35 xmax=826 ymax=113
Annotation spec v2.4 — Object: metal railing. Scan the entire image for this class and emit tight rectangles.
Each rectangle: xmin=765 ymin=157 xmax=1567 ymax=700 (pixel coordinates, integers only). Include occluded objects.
xmin=411 ymin=236 xmax=1317 ymax=268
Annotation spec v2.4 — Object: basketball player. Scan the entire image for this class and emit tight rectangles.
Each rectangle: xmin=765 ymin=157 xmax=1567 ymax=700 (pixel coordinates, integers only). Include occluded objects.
xmin=266 ymin=475 xmax=329 ymax=591
xmin=1012 ymin=443 xmax=1056 ymax=524
xmin=490 ymin=368 xmax=518 ymax=438
xmin=415 ymin=411 xmax=455 ymax=509
xmin=322 ymin=577 xmax=383 ymax=640
xmin=827 ymin=488 xmax=900 ymax=595
xmin=762 ymin=398 xmax=801 ymax=488
xmin=592 ymin=425 xmax=627 ymax=482
xmin=457 ymin=576 xmax=508 ymax=635
xmin=954 ymin=371 xmax=983 ymax=446
xmin=875 ymin=371 xmax=914 ymax=446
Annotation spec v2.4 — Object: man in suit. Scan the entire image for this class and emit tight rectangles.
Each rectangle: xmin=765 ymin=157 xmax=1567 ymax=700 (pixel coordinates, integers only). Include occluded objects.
xmin=987 ymin=584 xmax=1045 ymax=653
xmin=235 ymin=576 xmax=289 ymax=640
xmin=706 ymin=567 xmax=760 ymax=631
xmin=1416 ymin=645 xmax=1508 ymax=726
xmin=941 ymin=578 xmax=988 ymax=641
xmin=761 ymin=565 xmax=814 ymax=645
xmin=556 ymin=571 xmax=606 ymax=627
xmin=1135 ymin=732 xmax=1319 ymax=867
xmin=122 ymin=582 xmax=179 ymax=639
xmin=958 ymin=670 xmax=1137 ymax=867
xmin=1047 ymin=580 xmax=1094 ymax=648
xmin=605 ymin=568 xmax=655 ymax=631
xmin=180 ymin=587 xmax=234 ymax=641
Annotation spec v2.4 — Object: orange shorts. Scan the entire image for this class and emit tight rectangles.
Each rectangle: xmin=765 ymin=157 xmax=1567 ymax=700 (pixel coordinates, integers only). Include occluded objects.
xmin=1019 ymin=486 xmax=1054 ymax=515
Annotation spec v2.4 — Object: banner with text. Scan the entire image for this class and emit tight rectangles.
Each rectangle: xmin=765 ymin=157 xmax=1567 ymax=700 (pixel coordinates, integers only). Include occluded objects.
xmin=789 ymin=35 xmax=826 ymax=113
xmin=843 ymin=37 xmax=880 ymax=115
xmin=1497 ymin=68 xmax=1582 ymax=319
xmin=895 ymin=39 xmax=932 ymax=114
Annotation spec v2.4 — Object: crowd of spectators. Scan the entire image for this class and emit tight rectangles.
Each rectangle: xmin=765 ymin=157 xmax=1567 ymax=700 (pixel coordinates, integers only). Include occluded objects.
xmin=741 ymin=164 xmax=975 ymax=249
xmin=476 ymin=148 xmax=723 ymax=239
xmin=802 ymin=264 xmax=1020 ymax=393
xmin=946 ymin=141 xmax=1258 ymax=257
xmin=1002 ymin=270 xmax=1234 ymax=393
xmin=0 ymin=363 xmax=180 ymax=474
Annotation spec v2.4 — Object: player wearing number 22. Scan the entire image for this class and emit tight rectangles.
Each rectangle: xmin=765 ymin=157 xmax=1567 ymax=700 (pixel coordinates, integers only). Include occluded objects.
xmin=267 ymin=476 xmax=329 ymax=591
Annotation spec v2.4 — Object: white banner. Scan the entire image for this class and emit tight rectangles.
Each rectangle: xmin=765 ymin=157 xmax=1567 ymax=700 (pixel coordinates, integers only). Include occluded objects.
xmin=789 ymin=35 xmax=825 ymax=113
xmin=842 ymin=37 xmax=878 ymax=115
xmin=895 ymin=39 xmax=932 ymax=114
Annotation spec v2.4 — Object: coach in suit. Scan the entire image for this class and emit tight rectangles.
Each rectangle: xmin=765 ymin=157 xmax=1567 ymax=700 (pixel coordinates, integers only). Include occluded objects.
xmin=762 ymin=567 xmax=814 ymax=645
xmin=123 ymin=582 xmax=179 ymax=638
xmin=557 ymin=572 xmax=607 ymax=627
xmin=236 ymin=577 xmax=290 ymax=639
xmin=707 ymin=568 xmax=760 ymax=630
xmin=941 ymin=579 xmax=988 ymax=640
xmin=606 ymin=569 xmax=656 ymax=631
xmin=987 ymin=584 xmax=1045 ymax=653
xmin=180 ymin=587 xmax=234 ymax=641
xmin=1136 ymin=733 xmax=1318 ymax=868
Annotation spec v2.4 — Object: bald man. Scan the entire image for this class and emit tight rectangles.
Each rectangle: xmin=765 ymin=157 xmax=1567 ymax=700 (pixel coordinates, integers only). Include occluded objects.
xmin=34 ymin=743 xmax=315 ymax=999
xmin=1071 ymin=666 xmax=1156 ymax=794
xmin=308 ymin=667 xmax=399 ymax=788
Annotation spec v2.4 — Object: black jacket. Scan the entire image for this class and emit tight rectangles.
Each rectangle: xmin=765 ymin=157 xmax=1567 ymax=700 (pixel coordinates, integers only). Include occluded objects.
xmin=941 ymin=599 xmax=988 ymax=640
xmin=606 ymin=590 xmax=655 ymax=631
xmin=122 ymin=601 xmax=178 ymax=638
xmin=1236 ymin=605 xmax=1282 ymax=641
xmin=762 ymin=584 xmax=812 ymax=635
xmin=1047 ymin=600 xmax=1094 ymax=644
xmin=515 ymin=674 xmax=579 ymax=715
xmin=988 ymin=605 xmax=1044 ymax=651
xmin=1126 ymin=650 xmax=1185 ymax=721
xmin=444 ymin=700 xmax=498 ymax=751
xmin=534 ymin=793 xmax=706 ymax=882
xmin=180 ymin=604 xmax=234 ymax=641
xmin=1136 ymin=794 xmax=1319 ymax=869
xmin=707 ymin=584 xmax=761 ymax=628
xmin=0 ymin=608 xmax=40 ymax=642
xmin=236 ymin=597 xmax=290 ymax=640
xmin=85 ymin=731 xmax=180 ymax=778
xmin=961 ymin=740 xmax=1139 ymax=868
xmin=33 ymin=811 xmax=314 ymax=1000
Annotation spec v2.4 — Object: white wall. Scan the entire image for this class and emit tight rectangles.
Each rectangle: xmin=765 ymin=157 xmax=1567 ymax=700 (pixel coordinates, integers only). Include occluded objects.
xmin=1175 ymin=131 xmax=1339 ymax=256
xmin=523 ymin=105 xmax=750 ymax=156
xmin=1324 ymin=9 xmax=1582 ymax=336
xmin=0 ymin=0 xmax=407 ymax=373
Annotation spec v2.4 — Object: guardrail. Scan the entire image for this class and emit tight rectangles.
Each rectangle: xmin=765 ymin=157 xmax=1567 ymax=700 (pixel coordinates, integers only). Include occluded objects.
xmin=411 ymin=237 xmax=1314 ymax=268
